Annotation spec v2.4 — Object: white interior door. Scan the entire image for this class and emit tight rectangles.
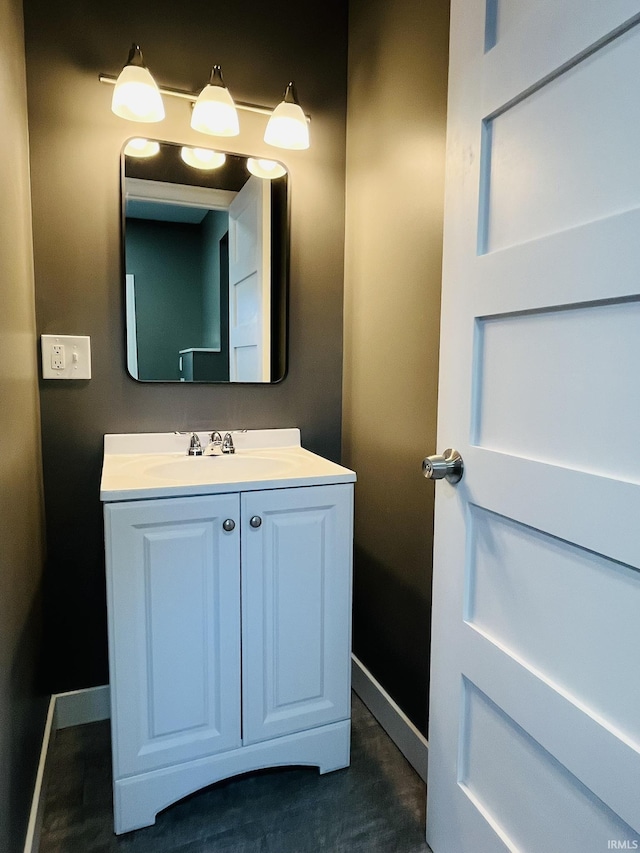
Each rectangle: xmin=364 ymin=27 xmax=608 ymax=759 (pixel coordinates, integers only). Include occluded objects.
xmin=427 ymin=3 xmax=640 ymax=851
xmin=228 ymin=176 xmax=271 ymax=382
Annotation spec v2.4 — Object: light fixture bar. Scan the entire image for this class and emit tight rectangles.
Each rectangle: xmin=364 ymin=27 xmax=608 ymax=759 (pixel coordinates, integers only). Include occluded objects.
xmin=99 ymin=74 xmax=310 ymax=121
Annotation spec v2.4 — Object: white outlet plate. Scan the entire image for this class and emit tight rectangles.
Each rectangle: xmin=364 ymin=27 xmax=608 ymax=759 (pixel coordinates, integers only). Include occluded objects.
xmin=41 ymin=335 xmax=91 ymax=379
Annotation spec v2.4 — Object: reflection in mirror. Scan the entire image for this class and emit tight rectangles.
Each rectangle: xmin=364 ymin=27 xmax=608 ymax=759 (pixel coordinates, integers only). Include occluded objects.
xmin=121 ymin=140 xmax=288 ymax=383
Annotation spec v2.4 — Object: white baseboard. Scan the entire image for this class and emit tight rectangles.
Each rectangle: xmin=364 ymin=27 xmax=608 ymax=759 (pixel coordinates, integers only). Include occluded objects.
xmin=23 ymin=685 xmax=110 ymax=853
xmin=351 ymin=655 xmax=428 ymax=783
xmin=54 ymin=684 xmax=111 ymax=729
xmin=23 ymin=697 xmax=56 ymax=853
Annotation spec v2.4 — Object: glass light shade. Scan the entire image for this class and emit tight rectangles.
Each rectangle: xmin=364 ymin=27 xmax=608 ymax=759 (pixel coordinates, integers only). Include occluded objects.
xmin=123 ymin=138 xmax=160 ymax=158
xmin=180 ymin=147 xmax=226 ymax=170
xmin=190 ymin=67 xmax=240 ymax=137
xmin=247 ymin=158 xmax=287 ymax=179
xmin=264 ymin=83 xmax=309 ymax=150
xmin=112 ymin=65 xmax=165 ymax=123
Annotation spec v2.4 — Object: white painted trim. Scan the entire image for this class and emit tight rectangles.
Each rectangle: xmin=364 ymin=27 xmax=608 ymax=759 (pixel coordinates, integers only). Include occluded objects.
xmin=351 ymin=654 xmax=429 ymax=783
xmin=125 ymin=274 xmax=138 ymax=380
xmin=23 ymin=697 xmax=56 ymax=853
xmin=23 ymin=686 xmax=111 ymax=853
xmin=124 ymin=178 xmax=236 ymax=211
xmin=54 ymin=684 xmax=111 ymax=730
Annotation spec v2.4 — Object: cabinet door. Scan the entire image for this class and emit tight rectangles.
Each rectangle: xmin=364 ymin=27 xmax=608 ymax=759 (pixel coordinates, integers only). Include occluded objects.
xmin=241 ymin=484 xmax=353 ymax=744
xmin=105 ymin=494 xmax=241 ymax=777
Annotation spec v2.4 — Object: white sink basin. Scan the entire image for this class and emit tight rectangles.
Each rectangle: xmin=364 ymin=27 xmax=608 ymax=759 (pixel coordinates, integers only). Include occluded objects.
xmin=144 ymin=454 xmax=297 ymax=483
xmin=100 ymin=429 xmax=356 ymax=502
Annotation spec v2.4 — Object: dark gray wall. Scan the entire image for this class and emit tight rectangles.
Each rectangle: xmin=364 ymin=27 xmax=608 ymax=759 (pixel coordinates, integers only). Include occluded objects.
xmin=343 ymin=0 xmax=449 ymax=734
xmin=24 ymin=0 xmax=348 ymax=691
xmin=0 ymin=0 xmax=48 ymax=848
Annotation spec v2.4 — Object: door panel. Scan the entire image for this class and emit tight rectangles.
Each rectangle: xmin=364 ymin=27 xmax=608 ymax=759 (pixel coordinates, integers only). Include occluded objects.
xmin=144 ymin=528 xmax=216 ymax=738
xmin=473 ymin=301 xmax=640 ymax=476
xmin=483 ymin=24 xmax=640 ymax=252
xmin=427 ymin=1 xmax=640 ymax=850
xmin=481 ymin=21 xmax=640 ymax=251
xmin=467 ymin=507 xmax=640 ymax=742
xmin=228 ymin=176 xmax=271 ymax=382
xmin=483 ymin=1 xmax=640 ymax=116
xmin=459 ymin=681 xmax=636 ymax=852
xmin=105 ymin=494 xmax=241 ymax=777
xmin=241 ymin=485 xmax=353 ymax=744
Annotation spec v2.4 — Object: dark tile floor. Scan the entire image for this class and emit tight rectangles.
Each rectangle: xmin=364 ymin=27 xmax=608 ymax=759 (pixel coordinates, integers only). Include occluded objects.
xmin=40 ymin=694 xmax=430 ymax=852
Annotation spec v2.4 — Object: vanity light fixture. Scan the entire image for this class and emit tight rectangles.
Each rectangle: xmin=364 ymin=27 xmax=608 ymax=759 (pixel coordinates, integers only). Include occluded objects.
xmin=111 ymin=44 xmax=165 ymax=123
xmin=247 ymin=157 xmax=287 ymax=179
xmin=190 ymin=66 xmax=240 ymax=137
xmin=264 ymin=82 xmax=310 ymax=150
xmin=180 ymin=146 xmax=226 ymax=170
xmin=123 ymin=137 xmax=160 ymax=158
xmin=102 ymin=55 xmax=311 ymax=149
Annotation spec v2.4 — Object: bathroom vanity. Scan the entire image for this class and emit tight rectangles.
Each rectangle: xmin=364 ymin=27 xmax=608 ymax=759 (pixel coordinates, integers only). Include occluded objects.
xmin=100 ymin=429 xmax=356 ymax=834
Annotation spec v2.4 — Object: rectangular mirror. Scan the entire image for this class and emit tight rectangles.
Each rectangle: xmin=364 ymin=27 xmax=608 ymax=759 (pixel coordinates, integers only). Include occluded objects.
xmin=121 ymin=139 xmax=288 ymax=383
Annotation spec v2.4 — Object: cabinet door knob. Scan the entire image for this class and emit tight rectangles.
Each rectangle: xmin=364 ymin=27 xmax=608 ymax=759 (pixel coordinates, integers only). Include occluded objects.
xmin=249 ymin=516 xmax=262 ymax=528
xmin=222 ymin=519 xmax=236 ymax=532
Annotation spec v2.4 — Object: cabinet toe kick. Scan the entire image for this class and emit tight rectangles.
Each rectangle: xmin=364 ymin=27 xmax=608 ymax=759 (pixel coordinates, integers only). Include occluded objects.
xmin=113 ymin=720 xmax=351 ymax=835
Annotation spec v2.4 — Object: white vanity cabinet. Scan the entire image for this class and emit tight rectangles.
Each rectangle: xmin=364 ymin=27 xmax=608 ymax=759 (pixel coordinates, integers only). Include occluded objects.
xmin=104 ymin=478 xmax=353 ymax=835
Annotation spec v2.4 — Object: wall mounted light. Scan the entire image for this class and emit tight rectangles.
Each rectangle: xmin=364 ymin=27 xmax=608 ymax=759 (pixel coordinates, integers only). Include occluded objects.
xmin=180 ymin=146 xmax=226 ymax=170
xmin=101 ymin=49 xmax=311 ymax=151
xmin=123 ymin=138 xmax=161 ymax=158
xmin=190 ymin=66 xmax=240 ymax=137
xmin=247 ymin=158 xmax=287 ymax=179
xmin=111 ymin=44 xmax=165 ymax=123
xmin=264 ymin=83 xmax=310 ymax=150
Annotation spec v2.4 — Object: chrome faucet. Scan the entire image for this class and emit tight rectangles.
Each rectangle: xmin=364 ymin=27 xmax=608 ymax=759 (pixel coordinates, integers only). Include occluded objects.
xmin=222 ymin=432 xmax=235 ymax=454
xmin=204 ymin=431 xmax=223 ymax=456
xmin=187 ymin=433 xmax=203 ymax=456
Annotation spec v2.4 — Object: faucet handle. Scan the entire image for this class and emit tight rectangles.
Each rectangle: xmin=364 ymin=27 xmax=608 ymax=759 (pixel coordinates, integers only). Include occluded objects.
xmin=222 ymin=432 xmax=235 ymax=454
xmin=187 ymin=432 xmax=203 ymax=456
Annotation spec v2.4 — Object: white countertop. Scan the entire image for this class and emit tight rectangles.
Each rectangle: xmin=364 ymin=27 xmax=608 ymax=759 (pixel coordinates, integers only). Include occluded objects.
xmin=100 ymin=429 xmax=356 ymax=502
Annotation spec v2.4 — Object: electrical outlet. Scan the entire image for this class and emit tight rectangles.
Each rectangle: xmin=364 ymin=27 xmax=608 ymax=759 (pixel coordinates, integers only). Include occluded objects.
xmin=41 ymin=335 xmax=91 ymax=379
xmin=51 ymin=344 xmax=65 ymax=370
